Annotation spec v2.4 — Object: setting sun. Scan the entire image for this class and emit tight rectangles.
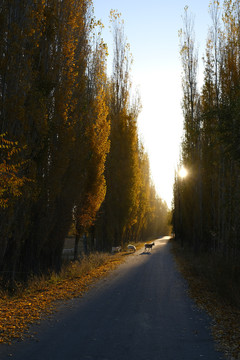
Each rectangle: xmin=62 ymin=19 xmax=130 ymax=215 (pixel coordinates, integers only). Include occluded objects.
xmin=179 ymin=166 xmax=188 ymax=179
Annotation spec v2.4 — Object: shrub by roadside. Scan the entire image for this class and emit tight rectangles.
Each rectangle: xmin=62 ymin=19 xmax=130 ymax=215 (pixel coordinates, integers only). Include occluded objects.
xmin=171 ymin=238 xmax=240 ymax=360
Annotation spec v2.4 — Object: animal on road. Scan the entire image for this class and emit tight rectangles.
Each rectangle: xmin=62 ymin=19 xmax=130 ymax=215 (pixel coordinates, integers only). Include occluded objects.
xmin=111 ymin=246 xmax=122 ymax=253
xmin=127 ymin=244 xmax=136 ymax=252
xmin=145 ymin=242 xmax=155 ymax=252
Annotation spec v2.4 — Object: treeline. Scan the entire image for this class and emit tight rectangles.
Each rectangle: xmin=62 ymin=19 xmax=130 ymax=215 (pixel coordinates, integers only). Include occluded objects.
xmin=0 ymin=1 xmax=169 ymax=286
xmin=173 ymin=1 xmax=240 ymax=267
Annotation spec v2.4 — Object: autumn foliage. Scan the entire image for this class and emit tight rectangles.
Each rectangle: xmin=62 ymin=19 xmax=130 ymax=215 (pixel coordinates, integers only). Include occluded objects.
xmin=0 ymin=2 xmax=169 ymax=288
xmin=0 ymin=134 xmax=28 ymax=208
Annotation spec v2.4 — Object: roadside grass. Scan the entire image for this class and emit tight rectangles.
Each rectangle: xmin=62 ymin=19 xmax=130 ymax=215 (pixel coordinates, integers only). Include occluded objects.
xmin=0 ymin=244 xmax=144 ymax=345
xmin=171 ymin=238 xmax=240 ymax=360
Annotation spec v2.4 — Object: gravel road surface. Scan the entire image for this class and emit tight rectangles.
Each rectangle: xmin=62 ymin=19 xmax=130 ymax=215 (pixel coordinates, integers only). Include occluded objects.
xmin=0 ymin=237 xmax=224 ymax=360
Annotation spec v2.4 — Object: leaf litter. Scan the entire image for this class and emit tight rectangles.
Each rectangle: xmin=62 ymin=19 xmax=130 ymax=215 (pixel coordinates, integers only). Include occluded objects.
xmin=0 ymin=248 xmax=139 ymax=345
xmin=171 ymin=239 xmax=240 ymax=360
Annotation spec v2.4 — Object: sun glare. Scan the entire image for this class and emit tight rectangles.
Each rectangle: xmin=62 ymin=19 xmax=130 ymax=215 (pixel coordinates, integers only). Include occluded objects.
xmin=179 ymin=166 xmax=188 ymax=179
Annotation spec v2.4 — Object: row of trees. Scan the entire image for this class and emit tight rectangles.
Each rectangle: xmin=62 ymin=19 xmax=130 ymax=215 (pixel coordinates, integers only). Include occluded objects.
xmin=92 ymin=12 xmax=169 ymax=252
xmin=173 ymin=1 xmax=240 ymax=266
xmin=0 ymin=1 xmax=169 ymax=286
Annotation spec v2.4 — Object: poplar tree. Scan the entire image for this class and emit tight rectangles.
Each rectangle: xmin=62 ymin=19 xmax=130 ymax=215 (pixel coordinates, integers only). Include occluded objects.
xmin=95 ymin=11 xmax=142 ymax=249
xmin=0 ymin=0 xmax=111 ymax=283
xmin=178 ymin=6 xmax=202 ymax=251
xmin=74 ymin=30 xmax=110 ymax=257
xmin=174 ymin=0 xmax=240 ymax=267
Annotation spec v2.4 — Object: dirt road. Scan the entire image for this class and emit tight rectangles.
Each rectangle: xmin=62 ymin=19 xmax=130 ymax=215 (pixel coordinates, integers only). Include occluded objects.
xmin=0 ymin=237 xmax=224 ymax=360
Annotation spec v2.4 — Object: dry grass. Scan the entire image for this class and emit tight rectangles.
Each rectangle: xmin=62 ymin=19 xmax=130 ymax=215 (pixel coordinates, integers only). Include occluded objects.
xmin=0 ymin=240 xmax=161 ymax=344
xmin=171 ymin=239 xmax=240 ymax=360
xmin=0 ymin=248 xmax=140 ymax=344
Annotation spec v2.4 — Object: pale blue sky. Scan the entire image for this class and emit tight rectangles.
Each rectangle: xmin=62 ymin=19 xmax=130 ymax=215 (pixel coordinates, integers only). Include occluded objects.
xmin=93 ymin=0 xmax=214 ymax=207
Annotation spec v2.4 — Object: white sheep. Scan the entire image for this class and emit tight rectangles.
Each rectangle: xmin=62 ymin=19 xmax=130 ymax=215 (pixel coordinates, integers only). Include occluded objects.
xmin=111 ymin=246 xmax=122 ymax=253
xmin=127 ymin=244 xmax=136 ymax=252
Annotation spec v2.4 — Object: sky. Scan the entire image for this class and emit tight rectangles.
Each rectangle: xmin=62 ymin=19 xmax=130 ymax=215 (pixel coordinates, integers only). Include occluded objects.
xmin=93 ymin=0 xmax=214 ymax=208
